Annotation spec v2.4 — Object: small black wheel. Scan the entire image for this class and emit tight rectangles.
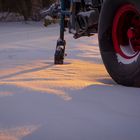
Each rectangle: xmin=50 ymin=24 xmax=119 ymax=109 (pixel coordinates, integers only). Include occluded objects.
xmin=54 ymin=48 xmax=65 ymax=64
xmin=98 ymin=0 xmax=140 ymax=87
xmin=54 ymin=40 xmax=66 ymax=65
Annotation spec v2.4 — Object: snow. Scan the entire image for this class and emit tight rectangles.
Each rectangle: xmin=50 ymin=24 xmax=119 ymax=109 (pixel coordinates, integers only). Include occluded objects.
xmin=117 ymin=45 xmax=140 ymax=64
xmin=0 ymin=22 xmax=140 ymax=140
xmin=117 ymin=53 xmax=140 ymax=64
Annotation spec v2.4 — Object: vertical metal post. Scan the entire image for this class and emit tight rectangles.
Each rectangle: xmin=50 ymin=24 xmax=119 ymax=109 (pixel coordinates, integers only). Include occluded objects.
xmin=60 ymin=0 xmax=66 ymax=40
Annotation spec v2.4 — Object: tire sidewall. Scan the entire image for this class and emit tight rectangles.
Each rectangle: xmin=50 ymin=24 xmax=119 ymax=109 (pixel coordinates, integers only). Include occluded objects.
xmin=98 ymin=0 xmax=140 ymax=86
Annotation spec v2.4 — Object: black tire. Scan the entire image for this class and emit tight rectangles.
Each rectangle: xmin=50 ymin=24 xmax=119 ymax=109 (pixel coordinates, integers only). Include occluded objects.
xmin=98 ymin=0 xmax=140 ymax=87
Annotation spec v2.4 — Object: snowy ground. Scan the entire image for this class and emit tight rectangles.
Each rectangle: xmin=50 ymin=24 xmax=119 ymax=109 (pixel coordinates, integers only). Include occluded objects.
xmin=0 ymin=22 xmax=140 ymax=140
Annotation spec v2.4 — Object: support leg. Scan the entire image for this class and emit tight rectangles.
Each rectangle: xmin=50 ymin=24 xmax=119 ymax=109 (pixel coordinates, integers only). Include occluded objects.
xmin=54 ymin=0 xmax=66 ymax=64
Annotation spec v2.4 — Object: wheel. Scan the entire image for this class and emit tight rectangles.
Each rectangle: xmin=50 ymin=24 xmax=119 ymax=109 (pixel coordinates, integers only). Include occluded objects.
xmin=98 ymin=0 xmax=140 ymax=87
xmin=54 ymin=48 xmax=65 ymax=64
xmin=54 ymin=40 xmax=66 ymax=65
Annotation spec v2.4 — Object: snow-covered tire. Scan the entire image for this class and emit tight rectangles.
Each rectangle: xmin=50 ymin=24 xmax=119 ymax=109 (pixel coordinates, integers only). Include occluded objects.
xmin=98 ymin=0 xmax=140 ymax=87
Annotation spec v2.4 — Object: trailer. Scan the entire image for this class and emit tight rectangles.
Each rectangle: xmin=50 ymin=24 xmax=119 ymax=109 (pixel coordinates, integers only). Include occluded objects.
xmin=52 ymin=0 xmax=140 ymax=87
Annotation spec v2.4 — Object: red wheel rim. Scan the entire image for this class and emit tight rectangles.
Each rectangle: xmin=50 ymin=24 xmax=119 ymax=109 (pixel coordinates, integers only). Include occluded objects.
xmin=112 ymin=4 xmax=140 ymax=59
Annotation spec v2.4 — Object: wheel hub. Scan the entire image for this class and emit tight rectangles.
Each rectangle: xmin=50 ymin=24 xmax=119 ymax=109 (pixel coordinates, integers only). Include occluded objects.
xmin=112 ymin=4 xmax=140 ymax=59
xmin=127 ymin=28 xmax=136 ymax=39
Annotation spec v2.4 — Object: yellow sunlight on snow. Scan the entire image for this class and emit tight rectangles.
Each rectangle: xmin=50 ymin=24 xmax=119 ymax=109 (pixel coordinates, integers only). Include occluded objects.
xmin=0 ymin=125 xmax=40 ymax=140
xmin=0 ymin=59 xmax=110 ymax=100
xmin=0 ymin=92 xmax=13 ymax=97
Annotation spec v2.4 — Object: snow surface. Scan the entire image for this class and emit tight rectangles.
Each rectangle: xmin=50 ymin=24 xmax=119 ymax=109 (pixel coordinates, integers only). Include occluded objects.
xmin=0 ymin=22 xmax=140 ymax=140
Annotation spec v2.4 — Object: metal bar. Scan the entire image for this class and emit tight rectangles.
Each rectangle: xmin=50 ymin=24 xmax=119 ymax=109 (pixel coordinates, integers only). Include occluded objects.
xmin=60 ymin=0 xmax=66 ymax=40
xmin=61 ymin=10 xmax=71 ymax=16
